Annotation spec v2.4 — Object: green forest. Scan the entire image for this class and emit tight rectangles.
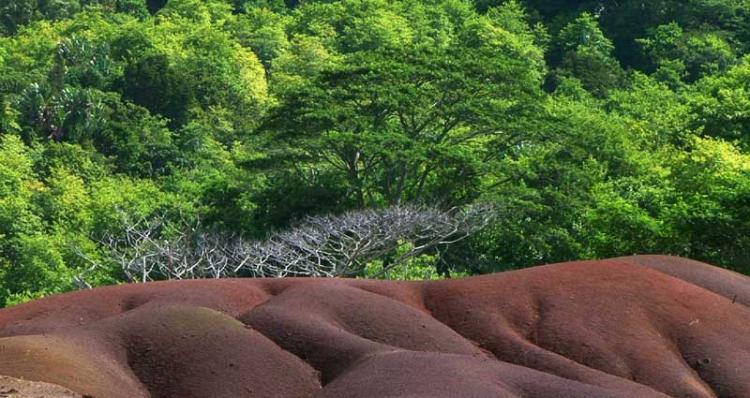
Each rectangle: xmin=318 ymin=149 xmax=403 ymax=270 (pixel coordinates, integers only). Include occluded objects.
xmin=1 ymin=0 xmax=750 ymax=306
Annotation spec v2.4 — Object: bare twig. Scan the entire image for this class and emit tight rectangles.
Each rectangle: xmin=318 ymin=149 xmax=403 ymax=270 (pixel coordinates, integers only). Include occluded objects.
xmin=85 ymin=204 xmax=494 ymax=282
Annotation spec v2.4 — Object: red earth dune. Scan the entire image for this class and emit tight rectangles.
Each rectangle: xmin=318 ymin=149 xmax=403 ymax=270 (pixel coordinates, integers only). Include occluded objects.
xmin=0 ymin=255 xmax=748 ymax=398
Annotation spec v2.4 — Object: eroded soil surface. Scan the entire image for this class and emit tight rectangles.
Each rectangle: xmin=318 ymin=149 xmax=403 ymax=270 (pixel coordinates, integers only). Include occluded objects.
xmin=0 ymin=376 xmax=81 ymax=397
xmin=0 ymin=255 xmax=748 ymax=398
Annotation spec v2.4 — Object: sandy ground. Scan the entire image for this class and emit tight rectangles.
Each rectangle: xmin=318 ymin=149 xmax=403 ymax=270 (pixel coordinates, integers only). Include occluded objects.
xmin=0 ymin=376 xmax=81 ymax=398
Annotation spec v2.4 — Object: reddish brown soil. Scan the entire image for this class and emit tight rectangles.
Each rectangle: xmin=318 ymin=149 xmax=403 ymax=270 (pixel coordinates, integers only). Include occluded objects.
xmin=0 ymin=255 xmax=748 ymax=398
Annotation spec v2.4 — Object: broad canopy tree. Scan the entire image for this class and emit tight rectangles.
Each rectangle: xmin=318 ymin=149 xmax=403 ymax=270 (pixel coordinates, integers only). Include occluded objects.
xmin=264 ymin=1 xmax=545 ymax=208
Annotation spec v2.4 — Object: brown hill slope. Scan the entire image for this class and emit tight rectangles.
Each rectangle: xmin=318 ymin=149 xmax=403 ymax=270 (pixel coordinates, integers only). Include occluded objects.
xmin=0 ymin=256 xmax=748 ymax=398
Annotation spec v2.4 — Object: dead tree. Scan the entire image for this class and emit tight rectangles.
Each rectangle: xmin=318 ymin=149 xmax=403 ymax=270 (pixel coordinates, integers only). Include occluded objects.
xmin=84 ymin=204 xmax=494 ymax=282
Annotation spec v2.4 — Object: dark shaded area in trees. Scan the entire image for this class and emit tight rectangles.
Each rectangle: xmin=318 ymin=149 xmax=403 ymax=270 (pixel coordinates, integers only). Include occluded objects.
xmin=146 ymin=0 xmax=168 ymax=14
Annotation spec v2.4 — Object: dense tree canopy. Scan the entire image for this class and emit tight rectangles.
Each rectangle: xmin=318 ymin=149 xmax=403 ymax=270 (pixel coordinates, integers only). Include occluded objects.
xmin=1 ymin=0 xmax=750 ymax=306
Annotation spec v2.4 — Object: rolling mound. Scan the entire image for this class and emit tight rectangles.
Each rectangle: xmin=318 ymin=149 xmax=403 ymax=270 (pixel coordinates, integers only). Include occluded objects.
xmin=0 ymin=255 xmax=748 ymax=398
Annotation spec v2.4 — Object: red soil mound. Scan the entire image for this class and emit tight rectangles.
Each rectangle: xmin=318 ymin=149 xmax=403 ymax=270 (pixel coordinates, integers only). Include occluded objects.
xmin=0 ymin=256 xmax=748 ymax=398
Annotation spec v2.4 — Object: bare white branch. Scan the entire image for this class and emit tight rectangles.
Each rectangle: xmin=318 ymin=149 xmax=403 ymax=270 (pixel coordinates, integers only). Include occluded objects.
xmin=85 ymin=204 xmax=494 ymax=282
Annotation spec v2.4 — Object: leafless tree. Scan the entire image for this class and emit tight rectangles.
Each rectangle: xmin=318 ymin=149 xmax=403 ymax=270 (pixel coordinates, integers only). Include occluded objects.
xmin=82 ymin=204 xmax=494 ymax=282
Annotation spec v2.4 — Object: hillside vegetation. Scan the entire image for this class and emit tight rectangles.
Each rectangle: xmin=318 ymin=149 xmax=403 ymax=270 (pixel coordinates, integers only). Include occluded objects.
xmin=1 ymin=0 xmax=750 ymax=305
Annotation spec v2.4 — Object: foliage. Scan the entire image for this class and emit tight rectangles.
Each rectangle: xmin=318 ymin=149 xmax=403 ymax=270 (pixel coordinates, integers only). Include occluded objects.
xmin=265 ymin=0 xmax=544 ymax=209
xmin=639 ymin=22 xmax=737 ymax=82
xmin=364 ymin=248 xmax=469 ymax=281
xmin=2 ymin=0 xmax=750 ymax=306
xmin=551 ymin=13 xmax=625 ymax=97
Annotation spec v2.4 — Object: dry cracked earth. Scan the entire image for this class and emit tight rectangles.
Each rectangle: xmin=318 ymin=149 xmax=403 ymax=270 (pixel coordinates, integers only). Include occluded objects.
xmin=0 ymin=255 xmax=748 ymax=397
